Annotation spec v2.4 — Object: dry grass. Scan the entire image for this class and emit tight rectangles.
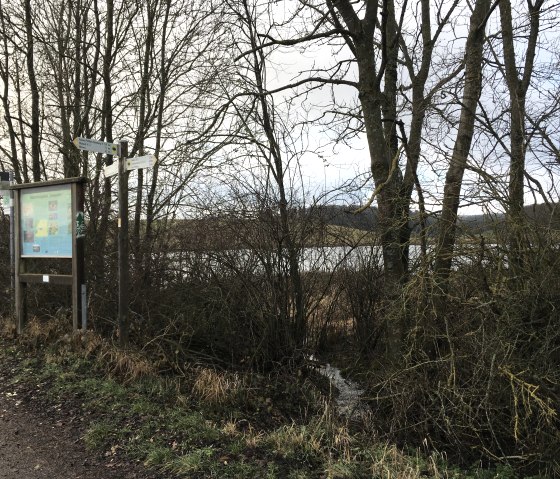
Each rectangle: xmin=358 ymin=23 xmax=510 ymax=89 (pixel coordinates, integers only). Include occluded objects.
xmin=268 ymin=423 xmax=324 ymax=458
xmin=370 ymin=444 xmax=446 ymax=479
xmin=9 ymin=314 xmax=156 ymax=383
xmin=0 ymin=315 xmax=16 ymax=338
xmin=191 ymin=367 xmax=246 ymax=406
xmin=95 ymin=340 xmax=156 ymax=381
xmin=14 ymin=314 xmax=71 ymax=348
xmin=323 ymin=225 xmax=378 ymax=246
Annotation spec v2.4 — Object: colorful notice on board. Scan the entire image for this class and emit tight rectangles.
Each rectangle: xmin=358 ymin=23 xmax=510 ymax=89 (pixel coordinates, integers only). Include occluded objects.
xmin=20 ymin=184 xmax=72 ymax=257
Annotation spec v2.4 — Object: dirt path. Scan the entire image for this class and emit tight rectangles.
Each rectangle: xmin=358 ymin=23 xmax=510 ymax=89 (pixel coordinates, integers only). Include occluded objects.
xmin=0 ymin=355 xmax=164 ymax=479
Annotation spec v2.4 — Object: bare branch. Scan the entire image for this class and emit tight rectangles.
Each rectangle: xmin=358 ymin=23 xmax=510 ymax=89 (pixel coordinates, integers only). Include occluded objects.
xmin=352 ymin=145 xmax=403 ymax=214
xmin=234 ymin=28 xmax=355 ymax=62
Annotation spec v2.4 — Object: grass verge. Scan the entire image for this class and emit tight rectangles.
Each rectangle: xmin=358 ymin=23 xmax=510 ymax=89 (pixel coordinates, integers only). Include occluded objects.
xmin=0 ymin=319 xmax=544 ymax=479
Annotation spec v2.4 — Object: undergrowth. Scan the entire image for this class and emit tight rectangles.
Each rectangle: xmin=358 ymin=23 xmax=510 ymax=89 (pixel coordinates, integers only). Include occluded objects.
xmin=0 ymin=315 xmax=539 ymax=479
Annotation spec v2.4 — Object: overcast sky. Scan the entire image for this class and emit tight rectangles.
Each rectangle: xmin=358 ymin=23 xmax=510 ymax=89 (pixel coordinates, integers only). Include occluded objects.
xmin=255 ymin=1 xmax=560 ymax=215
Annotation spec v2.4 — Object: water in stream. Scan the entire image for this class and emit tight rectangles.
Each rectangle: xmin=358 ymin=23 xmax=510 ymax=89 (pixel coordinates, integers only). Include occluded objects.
xmin=310 ymin=356 xmax=370 ymax=420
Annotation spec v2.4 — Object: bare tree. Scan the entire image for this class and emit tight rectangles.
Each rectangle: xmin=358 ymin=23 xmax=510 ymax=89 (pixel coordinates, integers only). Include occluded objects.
xmin=225 ymin=0 xmax=308 ymax=349
xmin=228 ymin=0 xmax=479 ymax=358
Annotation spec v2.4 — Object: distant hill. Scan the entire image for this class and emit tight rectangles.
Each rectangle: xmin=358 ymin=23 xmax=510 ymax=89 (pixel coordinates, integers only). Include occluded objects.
xmin=456 ymin=203 xmax=560 ymax=235
xmin=165 ymin=203 xmax=560 ymax=251
xmin=311 ymin=205 xmax=378 ymax=231
xmin=312 ymin=203 xmax=560 ymax=235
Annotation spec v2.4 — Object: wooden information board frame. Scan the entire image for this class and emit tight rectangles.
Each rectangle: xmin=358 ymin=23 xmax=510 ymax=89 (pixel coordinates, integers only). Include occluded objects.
xmin=11 ymin=177 xmax=86 ymax=333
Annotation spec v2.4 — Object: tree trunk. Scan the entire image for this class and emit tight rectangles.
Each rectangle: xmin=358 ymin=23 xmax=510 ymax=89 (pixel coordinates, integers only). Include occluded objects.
xmin=133 ymin=0 xmax=156 ymax=269
xmin=499 ymin=0 xmax=542 ymax=271
xmin=0 ymin=4 xmax=22 ymax=183
xmin=434 ymin=0 xmax=492 ymax=292
xmin=24 ymin=0 xmax=41 ymax=181
xmin=243 ymin=0 xmax=306 ymax=349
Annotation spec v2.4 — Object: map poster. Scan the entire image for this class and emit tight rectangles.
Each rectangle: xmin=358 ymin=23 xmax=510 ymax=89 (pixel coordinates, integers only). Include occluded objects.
xmin=20 ymin=184 xmax=72 ymax=258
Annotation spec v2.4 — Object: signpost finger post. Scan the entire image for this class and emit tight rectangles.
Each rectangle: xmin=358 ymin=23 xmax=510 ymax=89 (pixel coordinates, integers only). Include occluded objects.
xmin=75 ymin=137 xmax=155 ymax=346
xmin=118 ymin=141 xmax=129 ymax=346
xmin=74 ymin=137 xmax=130 ymax=344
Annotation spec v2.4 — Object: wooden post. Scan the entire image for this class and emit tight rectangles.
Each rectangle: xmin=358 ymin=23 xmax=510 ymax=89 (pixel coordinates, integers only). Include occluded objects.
xmin=13 ymin=188 xmax=26 ymax=334
xmin=8 ymin=171 xmax=14 ymax=294
xmin=118 ymin=140 xmax=129 ymax=346
xmin=72 ymin=181 xmax=86 ymax=330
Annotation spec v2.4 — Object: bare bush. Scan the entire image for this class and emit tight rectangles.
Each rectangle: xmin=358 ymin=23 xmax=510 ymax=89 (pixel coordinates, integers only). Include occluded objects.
xmin=365 ymin=224 xmax=560 ymax=475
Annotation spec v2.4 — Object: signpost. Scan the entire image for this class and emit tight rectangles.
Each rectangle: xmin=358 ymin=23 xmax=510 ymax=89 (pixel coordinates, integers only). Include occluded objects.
xmin=104 ymin=154 xmax=156 ymax=178
xmin=11 ymin=135 xmax=157 ymax=339
xmin=103 ymin=162 xmax=119 ymax=177
xmin=117 ymin=141 xmax=129 ymax=346
xmin=73 ymin=137 xmax=119 ymax=156
xmin=74 ymin=137 xmax=156 ymax=345
xmin=0 ymin=171 xmax=10 ymax=210
xmin=126 ymin=155 xmax=156 ymax=171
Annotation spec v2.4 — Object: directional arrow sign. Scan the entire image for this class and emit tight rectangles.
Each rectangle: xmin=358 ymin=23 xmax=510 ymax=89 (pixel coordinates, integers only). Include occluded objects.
xmin=74 ymin=137 xmax=119 ymax=156
xmin=126 ymin=155 xmax=156 ymax=171
xmin=103 ymin=162 xmax=119 ymax=177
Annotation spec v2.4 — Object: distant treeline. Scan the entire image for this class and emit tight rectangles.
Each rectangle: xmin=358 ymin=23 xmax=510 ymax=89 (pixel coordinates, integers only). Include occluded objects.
xmin=312 ymin=203 xmax=560 ymax=235
xmin=169 ymin=203 xmax=560 ymax=251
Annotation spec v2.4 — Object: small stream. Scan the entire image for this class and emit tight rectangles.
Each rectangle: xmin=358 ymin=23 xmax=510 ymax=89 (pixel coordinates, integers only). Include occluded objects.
xmin=310 ymin=356 xmax=370 ymax=420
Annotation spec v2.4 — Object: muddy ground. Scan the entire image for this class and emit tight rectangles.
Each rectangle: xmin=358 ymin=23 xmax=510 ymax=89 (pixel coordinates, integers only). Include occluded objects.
xmin=0 ymin=348 xmax=166 ymax=479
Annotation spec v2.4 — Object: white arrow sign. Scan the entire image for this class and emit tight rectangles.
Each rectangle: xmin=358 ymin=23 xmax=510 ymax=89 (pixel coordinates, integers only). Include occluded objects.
xmin=103 ymin=162 xmax=119 ymax=177
xmin=74 ymin=137 xmax=119 ymax=156
xmin=126 ymin=155 xmax=156 ymax=171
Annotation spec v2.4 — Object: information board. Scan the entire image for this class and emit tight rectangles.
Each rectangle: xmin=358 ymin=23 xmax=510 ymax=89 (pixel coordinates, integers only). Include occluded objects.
xmin=20 ymin=184 xmax=72 ymax=257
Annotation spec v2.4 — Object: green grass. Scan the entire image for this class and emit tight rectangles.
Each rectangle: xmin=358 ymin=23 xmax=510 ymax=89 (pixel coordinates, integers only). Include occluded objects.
xmin=83 ymin=419 xmax=126 ymax=450
xmin=144 ymin=446 xmax=174 ymax=467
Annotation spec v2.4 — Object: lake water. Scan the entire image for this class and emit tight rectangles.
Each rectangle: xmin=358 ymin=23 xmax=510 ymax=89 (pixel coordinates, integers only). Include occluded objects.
xmin=167 ymin=243 xmax=490 ymax=277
